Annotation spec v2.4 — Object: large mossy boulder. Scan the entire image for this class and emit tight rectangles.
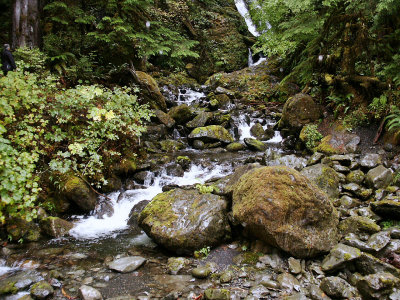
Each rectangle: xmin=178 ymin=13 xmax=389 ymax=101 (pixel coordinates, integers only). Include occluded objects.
xmin=138 ymin=189 xmax=231 ymax=253
xmin=188 ymin=125 xmax=234 ymax=144
xmin=232 ymin=166 xmax=339 ymax=258
xmin=300 ymin=164 xmax=340 ymax=199
xmin=39 ymin=217 xmax=73 ymax=238
xmin=279 ymin=94 xmax=321 ymax=132
xmin=6 ymin=218 xmax=41 ymax=242
xmin=168 ymin=104 xmax=193 ymax=125
xmin=135 ymin=71 xmax=167 ymax=111
xmin=63 ymin=176 xmax=97 ymax=213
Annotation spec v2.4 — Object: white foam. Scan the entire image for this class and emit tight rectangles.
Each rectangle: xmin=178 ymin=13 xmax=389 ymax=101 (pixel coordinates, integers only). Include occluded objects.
xmin=235 ymin=0 xmax=259 ymax=37
xmin=70 ymin=164 xmax=230 ymax=240
xmin=177 ymin=89 xmax=205 ymax=105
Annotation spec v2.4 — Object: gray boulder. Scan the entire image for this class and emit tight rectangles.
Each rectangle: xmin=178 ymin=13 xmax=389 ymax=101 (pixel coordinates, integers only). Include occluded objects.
xmin=139 ymin=189 xmax=231 ymax=253
xmin=320 ymin=276 xmax=358 ymax=299
xmin=186 ymin=112 xmax=213 ymax=129
xmin=300 ymin=164 xmax=340 ymax=199
xmin=107 ymin=256 xmax=146 ymax=273
xmin=79 ymin=285 xmax=103 ymax=300
xmin=357 ymin=272 xmax=400 ymax=299
xmin=366 ymin=165 xmax=393 ymax=189
xmin=321 ymin=243 xmax=362 ymax=272
xmin=188 ymin=125 xmax=234 ymax=144
xmin=361 ymin=154 xmax=382 ymax=169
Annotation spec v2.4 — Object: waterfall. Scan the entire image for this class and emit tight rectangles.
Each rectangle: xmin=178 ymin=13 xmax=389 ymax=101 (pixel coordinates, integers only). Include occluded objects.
xmin=248 ymin=48 xmax=253 ymax=67
xmin=235 ymin=0 xmax=259 ymax=37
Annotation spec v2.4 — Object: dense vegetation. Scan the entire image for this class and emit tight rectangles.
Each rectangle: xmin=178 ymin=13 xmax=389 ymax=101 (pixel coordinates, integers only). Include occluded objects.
xmin=251 ymin=0 xmax=400 ymax=129
xmin=0 ymin=50 xmax=152 ymax=223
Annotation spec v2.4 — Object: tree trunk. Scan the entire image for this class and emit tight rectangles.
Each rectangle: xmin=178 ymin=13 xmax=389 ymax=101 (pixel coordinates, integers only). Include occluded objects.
xmin=12 ymin=0 xmax=41 ymax=49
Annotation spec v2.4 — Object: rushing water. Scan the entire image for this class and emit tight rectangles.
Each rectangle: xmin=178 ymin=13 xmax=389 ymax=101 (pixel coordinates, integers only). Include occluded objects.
xmin=235 ymin=0 xmax=259 ymax=37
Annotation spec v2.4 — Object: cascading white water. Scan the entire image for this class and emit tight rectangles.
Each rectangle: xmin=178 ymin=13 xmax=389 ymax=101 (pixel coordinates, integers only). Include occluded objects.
xmin=235 ymin=114 xmax=282 ymax=143
xmin=235 ymin=0 xmax=259 ymax=37
xmin=70 ymin=163 xmax=231 ymax=239
xmin=236 ymin=0 xmax=268 ymax=67
xmin=177 ymin=89 xmax=206 ymax=105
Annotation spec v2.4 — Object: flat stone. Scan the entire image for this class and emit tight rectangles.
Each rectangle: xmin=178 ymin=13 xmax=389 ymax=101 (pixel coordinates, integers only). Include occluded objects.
xmin=321 ymin=243 xmax=362 ymax=272
xmin=79 ymin=285 xmax=103 ymax=300
xmin=357 ymin=272 xmax=400 ymax=299
xmin=288 ymin=257 xmax=302 ymax=274
xmin=361 ymin=154 xmax=382 ymax=169
xmin=366 ymin=165 xmax=393 ymax=189
xmin=371 ymin=197 xmax=400 ymax=218
xmin=276 ymin=272 xmax=300 ymax=292
xmin=107 ymin=256 xmax=146 ymax=273
xmin=30 ymin=281 xmax=54 ymax=299
xmin=355 ymin=252 xmax=400 ymax=277
xmin=192 ymin=266 xmax=211 ymax=279
xmin=343 ymin=183 xmax=361 ymax=194
xmin=307 ymin=152 xmax=324 ymax=166
xmin=320 ymin=276 xmax=358 ymax=299
xmin=343 ymin=233 xmax=372 ymax=252
xmin=367 ymin=231 xmax=391 ymax=252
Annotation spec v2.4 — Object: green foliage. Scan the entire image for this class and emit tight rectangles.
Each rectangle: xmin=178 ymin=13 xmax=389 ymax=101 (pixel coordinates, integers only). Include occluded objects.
xmin=194 ymin=246 xmax=211 ymax=259
xmin=195 ymin=184 xmax=219 ymax=194
xmin=0 ymin=54 xmax=152 ymax=222
xmin=302 ymin=124 xmax=323 ymax=150
xmin=369 ymin=94 xmax=389 ymax=119
xmin=381 ymin=220 xmax=400 ymax=230
xmin=385 ymin=106 xmax=400 ymax=131
xmin=42 ymin=0 xmax=199 ymax=80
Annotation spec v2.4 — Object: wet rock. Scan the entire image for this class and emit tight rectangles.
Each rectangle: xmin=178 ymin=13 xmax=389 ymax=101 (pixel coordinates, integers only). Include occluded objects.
xmin=315 ymin=129 xmax=361 ymax=155
xmin=220 ymin=270 xmax=234 ymax=283
xmin=332 ymin=164 xmax=350 ymax=173
xmin=343 ymin=233 xmax=372 ymax=252
xmin=279 ymin=93 xmax=321 ymax=132
xmin=357 ymin=207 xmax=382 ymax=222
xmin=30 ymin=281 xmax=54 ymax=299
xmin=159 ymin=140 xmax=185 ymax=153
xmin=143 ymin=124 xmax=168 ymax=140
xmin=288 ymin=257 xmax=302 ymax=274
xmin=250 ymin=123 xmax=269 ymax=140
xmin=244 ymin=138 xmax=267 ymax=151
xmin=339 ymin=195 xmax=361 ymax=209
xmin=343 ymin=183 xmax=361 ymax=194
xmin=233 ymin=166 xmax=339 ymax=258
xmin=226 ymin=142 xmax=245 ymax=152
xmin=367 ymin=231 xmax=391 ymax=252
xmin=127 ymin=200 xmax=150 ymax=233
xmin=265 ymin=154 xmax=308 ymax=171
xmin=106 ymin=256 xmax=146 ymax=273
xmin=188 ymin=125 xmax=234 ymax=144
xmin=135 ymin=71 xmax=167 ymax=111
xmin=361 ymin=154 xmax=382 ymax=169
xmin=155 ymin=109 xmax=175 ymax=128
xmin=330 ymin=154 xmax=354 ymax=166
xmin=0 ymin=271 xmax=42 ymax=295
xmin=165 ymin=164 xmax=185 ymax=177
xmin=320 ymin=276 xmax=357 ymax=299
xmin=101 ymin=175 xmax=122 ymax=194
xmin=260 ymin=276 xmax=280 ymax=289
xmin=277 ymin=272 xmax=300 ymax=292
xmin=390 ymin=228 xmax=400 ymax=239
xmin=63 ymin=175 xmax=97 ymax=213
xmin=79 ymin=285 xmax=103 ymax=300
xmin=371 ymin=197 xmax=400 ymax=219
xmin=133 ymin=171 xmax=152 ymax=184
xmin=366 ymin=165 xmax=393 ymax=189
xmin=309 ymin=284 xmax=331 ymax=300
xmin=167 ymin=257 xmax=190 ymax=275
xmin=191 ymin=266 xmax=211 ymax=279
xmin=204 ymin=288 xmax=230 ymax=300
xmin=192 ymin=140 xmax=205 ymax=150
xmin=6 ymin=217 xmax=41 ymax=242
xmin=338 ymin=216 xmax=381 ymax=236
xmin=307 ymin=152 xmax=324 ymax=166
xmin=355 ymin=252 xmax=400 ymax=277
xmin=346 ymin=170 xmax=365 ymax=184
xmin=215 ymin=87 xmax=234 ymax=96
xmin=139 ymin=189 xmax=231 ymax=253
xmin=321 ymin=243 xmax=362 ymax=272
xmin=176 ymin=156 xmax=191 ymax=171
xmin=300 ymin=164 xmax=340 ymax=199
xmin=357 ymin=272 xmax=400 ymax=299
xmin=249 ymin=285 xmax=270 ymax=298
xmin=168 ymin=104 xmax=193 ymax=125
xmin=186 ymin=111 xmax=213 ymax=129
xmin=39 ymin=217 xmax=73 ymax=238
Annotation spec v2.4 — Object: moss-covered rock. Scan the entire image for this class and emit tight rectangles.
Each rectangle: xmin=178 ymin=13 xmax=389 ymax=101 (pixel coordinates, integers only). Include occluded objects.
xmin=39 ymin=217 xmax=73 ymax=238
xmin=300 ymin=164 xmax=340 ymax=199
xmin=232 ymin=166 xmax=339 ymax=258
xmin=186 ymin=111 xmax=213 ymax=129
xmin=155 ymin=109 xmax=176 ymax=128
xmin=6 ymin=217 xmax=41 ymax=242
xmin=204 ymin=288 xmax=230 ymax=300
xmin=168 ymin=104 xmax=193 ymax=125
xmin=279 ymin=94 xmax=321 ymax=132
xmin=138 ymin=189 xmax=231 ymax=254
xmin=63 ymin=176 xmax=97 ymax=213
xmin=226 ymin=142 xmax=246 ymax=152
xmin=338 ymin=216 xmax=381 ymax=236
xmin=188 ymin=125 xmax=234 ymax=144
xmin=244 ymin=138 xmax=267 ymax=151
xmin=30 ymin=280 xmax=54 ymax=299
xmin=159 ymin=139 xmax=185 ymax=153
xmin=135 ymin=71 xmax=167 ymax=111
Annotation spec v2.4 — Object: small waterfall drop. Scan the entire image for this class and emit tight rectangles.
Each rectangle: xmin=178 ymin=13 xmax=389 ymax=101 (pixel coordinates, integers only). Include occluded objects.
xmin=235 ymin=0 xmax=259 ymax=37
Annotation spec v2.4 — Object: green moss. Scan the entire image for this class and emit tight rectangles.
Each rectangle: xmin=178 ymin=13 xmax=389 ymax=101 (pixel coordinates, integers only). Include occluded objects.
xmin=314 ymin=135 xmax=341 ymax=154
xmin=242 ymin=252 xmax=261 ymax=265
xmin=0 ymin=280 xmax=17 ymax=295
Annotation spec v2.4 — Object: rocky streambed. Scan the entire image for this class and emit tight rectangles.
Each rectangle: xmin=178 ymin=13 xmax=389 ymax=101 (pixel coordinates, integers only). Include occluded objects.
xmin=1 ymin=65 xmax=400 ymax=300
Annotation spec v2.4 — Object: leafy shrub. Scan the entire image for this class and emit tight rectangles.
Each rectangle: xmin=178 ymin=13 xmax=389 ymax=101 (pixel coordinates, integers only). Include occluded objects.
xmin=301 ymin=124 xmax=323 ymax=150
xmin=0 ymin=68 xmax=152 ymax=223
